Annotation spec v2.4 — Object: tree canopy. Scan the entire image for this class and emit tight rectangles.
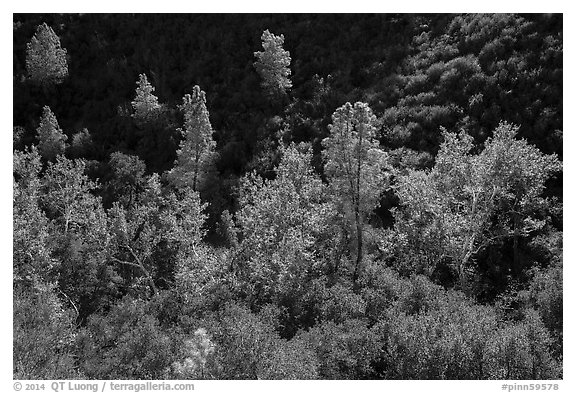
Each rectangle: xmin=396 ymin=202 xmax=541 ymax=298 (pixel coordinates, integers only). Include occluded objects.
xmin=13 ymin=14 xmax=562 ymax=381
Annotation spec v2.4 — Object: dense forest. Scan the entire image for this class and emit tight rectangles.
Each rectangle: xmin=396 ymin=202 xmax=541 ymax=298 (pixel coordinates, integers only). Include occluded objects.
xmin=13 ymin=13 xmax=563 ymax=380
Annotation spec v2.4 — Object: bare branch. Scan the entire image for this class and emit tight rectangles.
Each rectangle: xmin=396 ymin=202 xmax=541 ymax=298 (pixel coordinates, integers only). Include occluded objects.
xmin=57 ymin=288 xmax=80 ymax=321
xmin=111 ymin=253 xmax=158 ymax=295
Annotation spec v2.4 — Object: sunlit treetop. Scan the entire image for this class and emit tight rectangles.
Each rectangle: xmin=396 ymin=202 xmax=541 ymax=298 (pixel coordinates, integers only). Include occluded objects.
xmin=131 ymin=73 xmax=161 ymax=124
xmin=26 ymin=23 xmax=68 ymax=85
xmin=254 ymin=30 xmax=292 ymax=97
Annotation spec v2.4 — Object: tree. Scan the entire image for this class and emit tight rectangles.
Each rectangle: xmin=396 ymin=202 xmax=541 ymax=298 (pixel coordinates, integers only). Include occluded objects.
xmin=322 ymin=102 xmax=389 ymax=284
xmin=236 ymin=144 xmax=334 ymax=304
xmin=172 ymin=328 xmax=215 ymax=379
xmin=42 ymin=157 xmax=101 ymax=236
xmin=26 ymin=23 xmax=68 ymax=85
xmin=14 ymin=283 xmax=81 ymax=379
xmin=107 ymin=171 xmax=207 ymax=297
xmin=254 ymin=30 xmax=292 ymax=97
xmin=131 ymin=73 xmax=161 ymax=124
xmin=77 ymin=296 xmax=178 ymax=379
xmin=13 ymin=126 xmax=25 ymax=149
xmin=201 ymin=303 xmax=319 ymax=379
xmin=392 ymin=122 xmax=561 ymax=288
xmin=69 ymin=128 xmax=92 ymax=158
xmin=475 ymin=123 xmax=561 ymax=273
xmin=377 ymin=14 xmax=563 ymax=158
xmin=297 ymin=318 xmax=382 ymax=379
xmin=107 ymin=152 xmax=147 ymax=209
xmin=41 ymin=156 xmax=116 ymax=316
xmin=36 ymin=106 xmax=67 ymax=161
xmin=129 ymin=74 xmax=177 ymax=173
xmin=168 ymin=86 xmax=217 ymax=193
xmin=13 ymin=147 xmax=55 ymax=285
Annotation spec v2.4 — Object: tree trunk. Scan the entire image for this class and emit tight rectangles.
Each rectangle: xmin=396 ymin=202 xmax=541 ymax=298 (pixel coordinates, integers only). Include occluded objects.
xmin=513 ymin=213 xmax=520 ymax=276
xmin=353 ymin=122 xmax=363 ymax=286
xmin=353 ymin=206 xmax=363 ymax=285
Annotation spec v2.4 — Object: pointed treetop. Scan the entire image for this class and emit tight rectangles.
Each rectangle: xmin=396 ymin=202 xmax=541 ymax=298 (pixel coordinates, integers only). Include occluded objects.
xmin=26 ymin=22 xmax=68 ymax=85
xmin=36 ymin=106 xmax=67 ymax=161
xmin=169 ymin=86 xmax=217 ymax=193
xmin=179 ymin=85 xmax=210 ymax=131
xmin=254 ymin=29 xmax=292 ymax=96
xmin=323 ymin=101 xmax=389 ymax=212
xmin=131 ymin=73 xmax=161 ymax=123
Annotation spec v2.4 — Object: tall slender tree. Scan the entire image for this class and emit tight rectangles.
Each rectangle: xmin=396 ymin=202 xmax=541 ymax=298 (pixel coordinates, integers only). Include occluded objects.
xmin=322 ymin=102 xmax=389 ymax=284
xmin=168 ymin=86 xmax=217 ymax=193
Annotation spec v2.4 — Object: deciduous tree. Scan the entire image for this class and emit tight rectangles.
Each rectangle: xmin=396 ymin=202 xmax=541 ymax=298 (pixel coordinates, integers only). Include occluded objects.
xmin=392 ymin=122 xmax=561 ymax=288
xmin=236 ymin=144 xmax=334 ymax=304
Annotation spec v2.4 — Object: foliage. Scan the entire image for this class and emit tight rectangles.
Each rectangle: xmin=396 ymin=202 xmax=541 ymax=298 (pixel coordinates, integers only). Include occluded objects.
xmin=297 ymin=318 xmax=382 ymax=379
xmin=107 ymin=152 xmax=147 ymax=208
xmin=378 ymin=278 xmax=560 ymax=379
xmin=41 ymin=156 xmax=116 ymax=316
xmin=521 ymin=258 xmax=563 ymax=356
xmin=254 ymin=30 xmax=292 ymax=97
xmin=323 ymin=102 xmax=389 ymax=282
xmin=26 ymin=22 xmax=68 ymax=85
xmin=487 ymin=310 xmax=560 ymax=379
xmin=36 ymin=106 xmax=67 ymax=160
xmin=69 ymin=128 xmax=92 ymax=158
xmin=12 ymin=14 xmax=562 ymax=380
xmin=390 ymin=122 xmax=561 ymax=289
xmin=202 ymin=303 xmax=319 ymax=379
xmin=131 ymin=73 xmax=162 ymax=125
xmin=14 ymin=283 xmax=81 ymax=379
xmin=14 ymin=125 xmax=25 ymax=148
xmin=172 ymin=328 xmax=215 ymax=379
xmin=235 ymin=144 xmax=335 ymax=304
xmin=77 ymin=296 xmax=178 ymax=379
xmin=378 ymin=14 xmax=562 ymax=158
xmin=168 ymin=86 xmax=218 ymax=193
xmin=13 ymin=147 xmax=55 ymax=285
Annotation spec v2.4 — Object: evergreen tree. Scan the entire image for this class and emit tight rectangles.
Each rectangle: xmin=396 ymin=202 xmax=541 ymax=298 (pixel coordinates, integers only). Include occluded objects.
xmin=36 ymin=106 xmax=67 ymax=161
xmin=322 ymin=102 xmax=389 ymax=284
xmin=131 ymin=73 xmax=161 ymax=125
xmin=25 ymin=23 xmax=68 ymax=85
xmin=254 ymin=30 xmax=292 ymax=97
xmin=168 ymin=86 xmax=217 ymax=193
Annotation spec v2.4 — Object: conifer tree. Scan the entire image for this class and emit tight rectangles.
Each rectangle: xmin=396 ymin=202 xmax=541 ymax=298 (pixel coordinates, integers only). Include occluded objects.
xmin=322 ymin=102 xmax=389 ymax=284
xmin=254 ymin=30 xmax=292 ymax=97
xmin=131 ymin=73 xmax=161 ymax=124
xmin=168 ymin=86 xmax=217 ymax=193
xmin=26 ymin=23 xmax=68 ymax=85
xmin=36 ymin=106 xmax=67 ymax=161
